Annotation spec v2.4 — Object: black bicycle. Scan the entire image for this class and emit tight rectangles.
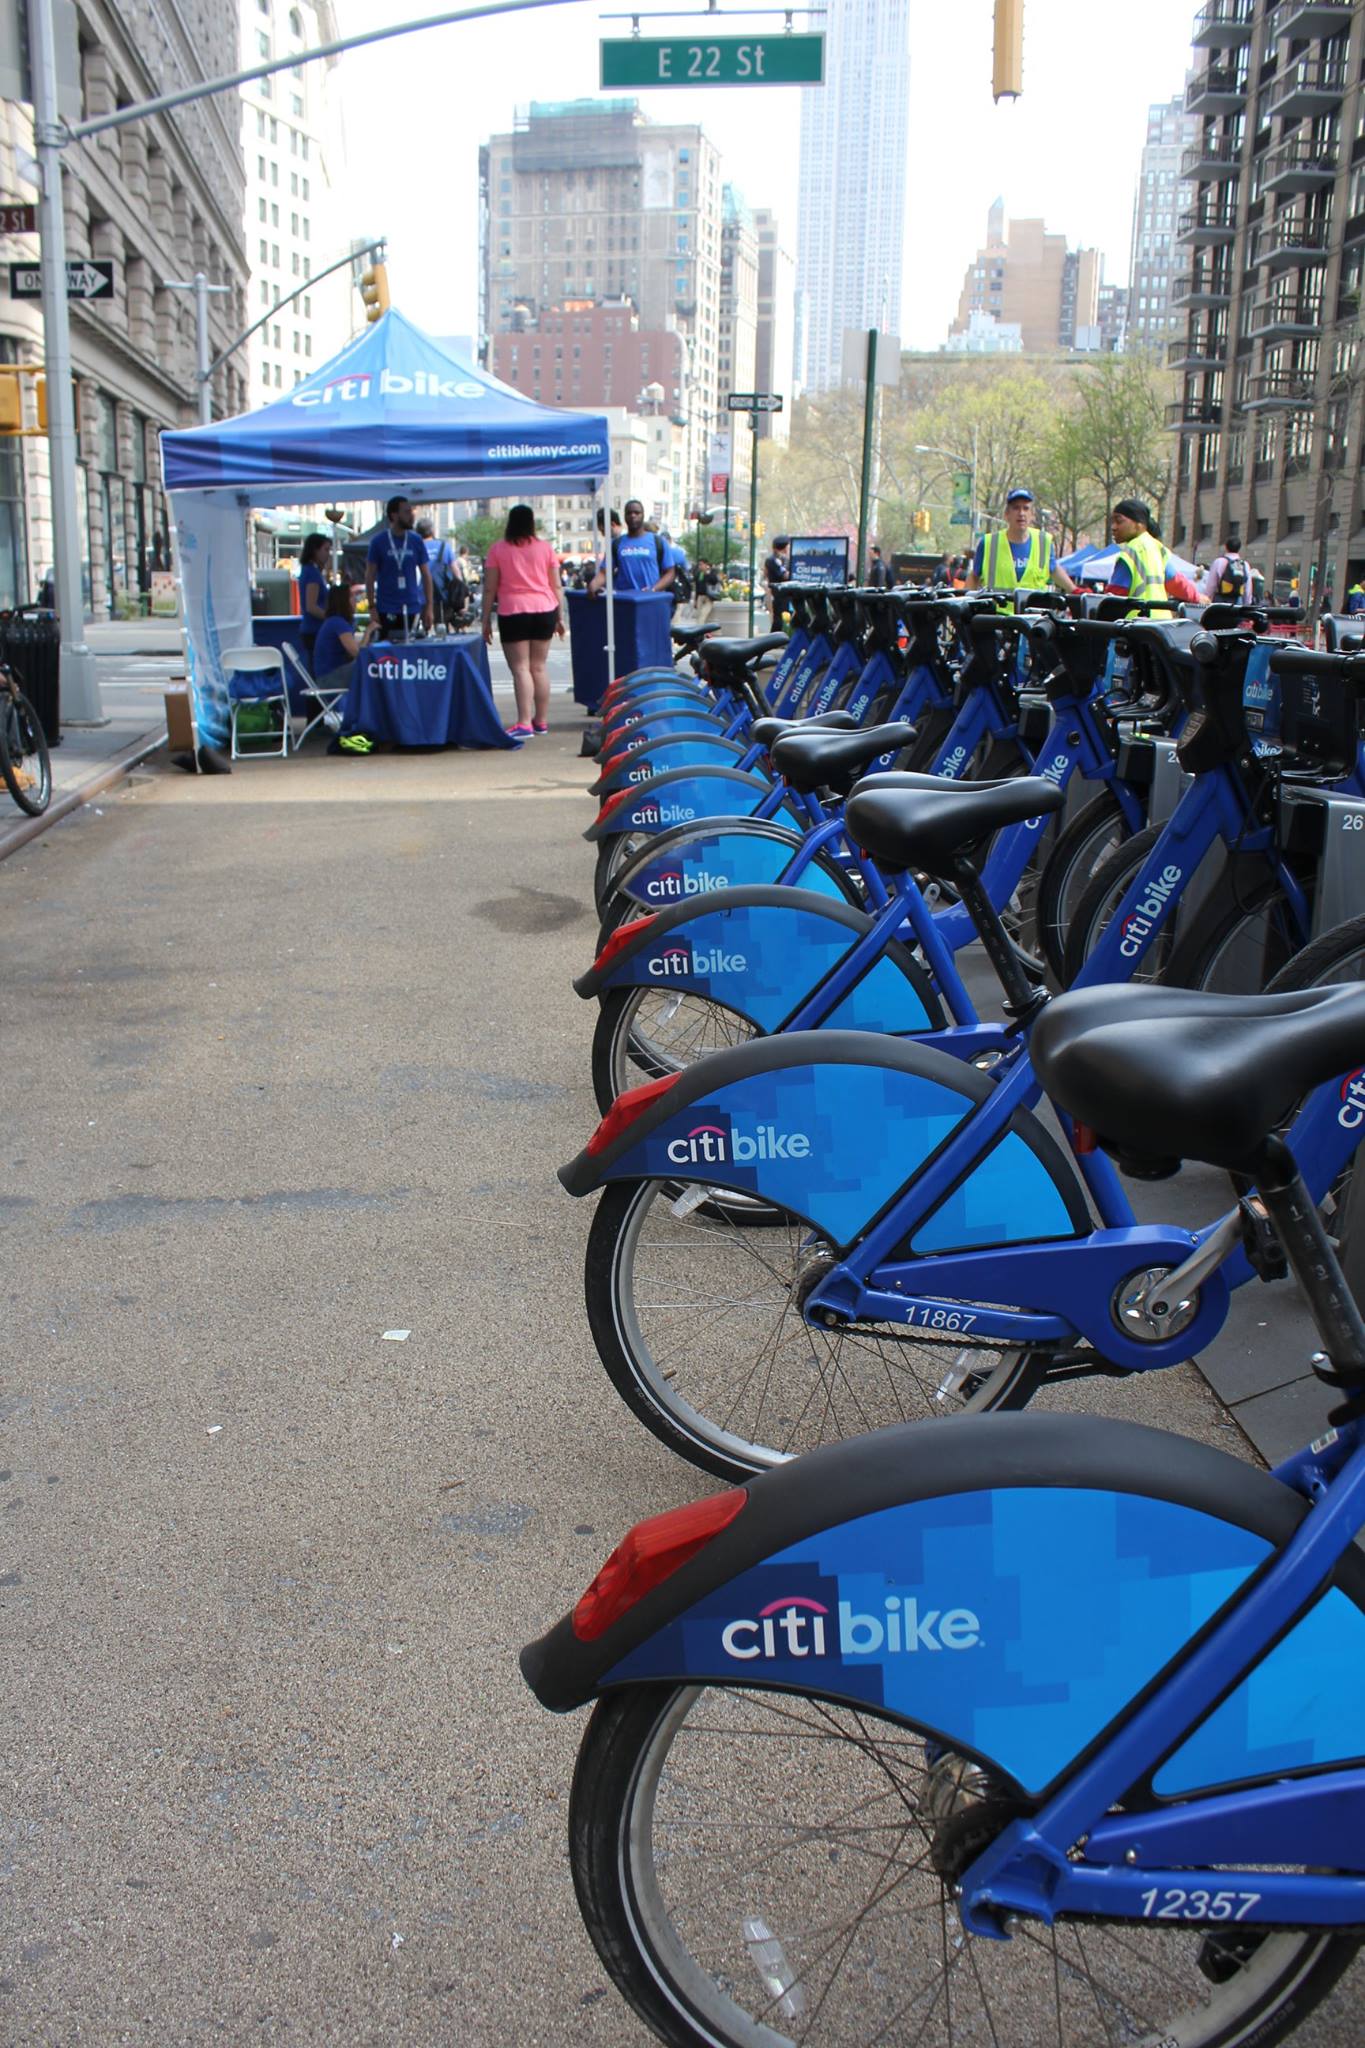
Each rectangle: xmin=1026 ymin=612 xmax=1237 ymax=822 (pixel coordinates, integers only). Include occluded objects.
xmin=0 ymin=662 xmax=51 ymax=815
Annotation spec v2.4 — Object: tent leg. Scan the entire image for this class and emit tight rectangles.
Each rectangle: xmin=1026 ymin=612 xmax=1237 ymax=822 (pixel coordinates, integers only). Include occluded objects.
xmin=601 ymin=478 xmax=615 ymax=690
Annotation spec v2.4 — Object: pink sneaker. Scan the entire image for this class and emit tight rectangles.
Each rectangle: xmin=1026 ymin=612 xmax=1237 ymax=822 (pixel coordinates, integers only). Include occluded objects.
xmin=532 ymin=720 xmax=549 ymax=735
xmin=506 ymin=722 xmax=533 ymax=738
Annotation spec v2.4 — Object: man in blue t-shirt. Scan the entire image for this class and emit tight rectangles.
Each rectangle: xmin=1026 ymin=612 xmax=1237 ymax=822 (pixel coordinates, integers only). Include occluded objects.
xmin=364 ymin=495 xmax=434 ymax=637
xmin=589 ymin=499 xmax=676 ymax=596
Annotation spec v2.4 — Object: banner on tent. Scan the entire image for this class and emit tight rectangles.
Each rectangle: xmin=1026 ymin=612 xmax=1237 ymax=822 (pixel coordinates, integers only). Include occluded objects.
xmin=172 ymin=497 xmax=254 ymax=750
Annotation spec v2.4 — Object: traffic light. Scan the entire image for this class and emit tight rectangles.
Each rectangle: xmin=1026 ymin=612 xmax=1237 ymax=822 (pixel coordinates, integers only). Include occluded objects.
xmin=0 ymin=370 xmax=21 ymax=436
xmin=993 ymin=0 xmax=1023 ymax=102
xmin=753 ymin=519 xmax=765 ymax=539
xmin=914 ymin=508 xmax=932 ymax=534
xmin=359 ymin=262 xmax=390 ymax=323
xmin=33 ymin=375 xmax=77 ymax=434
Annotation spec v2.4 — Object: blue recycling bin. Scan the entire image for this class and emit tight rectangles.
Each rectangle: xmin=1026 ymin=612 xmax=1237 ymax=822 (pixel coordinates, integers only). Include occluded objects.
xmin=567 ymin=588 xmax=674 ymax=711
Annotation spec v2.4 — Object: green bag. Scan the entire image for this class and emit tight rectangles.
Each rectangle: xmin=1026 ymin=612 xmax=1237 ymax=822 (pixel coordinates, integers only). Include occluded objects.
xmin=235 ymin=702 xmax=281 ymax=739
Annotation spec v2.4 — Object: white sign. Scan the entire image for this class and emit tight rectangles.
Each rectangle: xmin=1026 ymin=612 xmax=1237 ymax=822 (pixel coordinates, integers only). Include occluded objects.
xmin=708 ymin=429 xmax=732 ymax=499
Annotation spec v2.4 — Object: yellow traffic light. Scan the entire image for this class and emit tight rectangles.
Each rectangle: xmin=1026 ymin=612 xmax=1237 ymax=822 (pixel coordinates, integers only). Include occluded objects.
xmin=753 ymin=519 xmax=765 ymax=539
xmin=993 ymin=0 xmax=1023 ymax=102
xmin=0 ymin=370 xmax=21 ymax=435
xmin=359 ymin=262 xmax=390 ymax=323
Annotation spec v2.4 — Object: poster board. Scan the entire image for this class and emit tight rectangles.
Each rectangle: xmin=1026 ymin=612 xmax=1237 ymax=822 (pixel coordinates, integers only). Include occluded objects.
xmin=789 ymin=535 xmax=849 ymax=586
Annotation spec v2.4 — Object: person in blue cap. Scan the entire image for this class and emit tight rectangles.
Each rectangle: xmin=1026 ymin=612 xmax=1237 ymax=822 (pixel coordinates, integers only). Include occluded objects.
xmin=968 ymin=487 xmax=1075 ymax=602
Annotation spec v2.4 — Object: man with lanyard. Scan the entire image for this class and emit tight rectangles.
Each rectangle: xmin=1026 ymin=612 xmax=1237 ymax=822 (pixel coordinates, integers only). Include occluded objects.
xmin=967 ymin=488 xmax=1075 ymax=604
xmin=365 ymin=496 xmax=434 ymax=639
xmin=1105 ymin=498 xmax=1173 ymax=620
xmin=588 ymin=500 xmax=675 ymax=597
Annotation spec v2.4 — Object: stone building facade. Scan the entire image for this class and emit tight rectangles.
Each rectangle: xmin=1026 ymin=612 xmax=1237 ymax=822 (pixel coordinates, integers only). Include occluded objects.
xmin=0 ymin=0 xmax=248 ymax=615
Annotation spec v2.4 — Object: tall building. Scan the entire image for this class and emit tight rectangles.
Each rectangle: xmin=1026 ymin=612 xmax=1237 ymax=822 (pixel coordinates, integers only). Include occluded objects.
xmin=492 ymin=300 xmax=686 ymax=412
xmin=753 ymin=208 xmax=795 ymax=443
xmin=795 ymin=0 xmax=909 ymax=391
xmin=950 ymin=204 xmax=1102 ymax=353
xmin=1128 ymin=96 xmax=1197 ymax=352
xmin=240 ymin=0 xmax=353 ymax=406
xmin=0 ymin=0 xmax=248 ymax=617
xmin=718 ymin=187 xmax=758 ymax=483
xmin=1168 ymin=0 xmax=1365 ymax=605
xmin=478 ymin=100 xmax=724 ymax=490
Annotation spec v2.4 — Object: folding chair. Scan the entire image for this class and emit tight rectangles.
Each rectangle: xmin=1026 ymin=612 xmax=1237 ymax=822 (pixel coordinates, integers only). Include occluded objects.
xmin=223 ymin=647 xmax=289 ymax=760
xmin=283 ymin=640 xmax=346 ymax=749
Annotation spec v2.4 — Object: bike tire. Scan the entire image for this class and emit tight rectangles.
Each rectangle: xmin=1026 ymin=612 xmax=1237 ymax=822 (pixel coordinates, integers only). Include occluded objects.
xmin=570 ymin=1682 xmax=1359 ymax=2048
xmin=591 ymin=985 xmax=758 ymax=1113
xmin=584 ymin=1179 xmax=1048 ymax=1482
xmin=0 ymin=688 xmax=51 ymax=816
xmin=1060 ymin=822 xmax=1172 ymax=988
xmin=1164 ymin=864 xmax=1308 ymax=994
xmin=1035 ymin=788 xmax=1133 ymax=985
xmin=593 ymin=828 xmax=649 ymax=914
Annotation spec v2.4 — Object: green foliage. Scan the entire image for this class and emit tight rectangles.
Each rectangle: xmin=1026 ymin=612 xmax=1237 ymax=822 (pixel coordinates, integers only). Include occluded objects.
xmin=455 ymin=512 xmax=505 ymax=558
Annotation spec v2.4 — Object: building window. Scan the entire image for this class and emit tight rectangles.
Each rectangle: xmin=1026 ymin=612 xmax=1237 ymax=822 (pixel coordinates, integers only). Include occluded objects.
xmin=258 ymin=198 xmax=267 ymax=222
xmin=259 ymin=237 xmax=268 ymax=262
xmin=271 ymin=161 xmax=278 ymax=186
xmin=271 ymin=203 xmax=279 ymax=226
xmin=291 ymin=95 xmax=303 ymax=116
xmin=257 ymin=31 xmax=270 ymax=56
xmin=272 ymin=324 xmax=281 ymax=348
xmin=262 ymin=361 xmax=272 ymax=387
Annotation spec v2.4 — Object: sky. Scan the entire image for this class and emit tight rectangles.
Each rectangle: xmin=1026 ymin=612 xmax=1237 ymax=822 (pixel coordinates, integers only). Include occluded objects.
xmin=330 ymin=0 xmax=1202 ymax=356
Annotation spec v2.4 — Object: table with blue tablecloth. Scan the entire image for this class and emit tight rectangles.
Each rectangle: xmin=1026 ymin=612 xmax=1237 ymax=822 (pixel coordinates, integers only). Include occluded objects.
xmin=567 ymin=589 xmax=674 ymax=711
xmin=341 ymin=635 xmax=516 ymax=750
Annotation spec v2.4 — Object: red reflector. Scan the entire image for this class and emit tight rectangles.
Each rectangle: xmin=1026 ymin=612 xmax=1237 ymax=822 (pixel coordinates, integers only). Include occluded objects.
xmin=596 ymin=749 xmax=629 ymax=779
xmin=593 ymin=913 xmax=657 ymax=976
xmin=584 ymin=1069 xmax=679 ymax=1157
xmin=596 ymin=784 xmax=637 ymax=824
xmin=1072 ymin=1122 xmax=1098 ymax=1155
xmin=572 ymin=1489 xmax=747 ymax=1642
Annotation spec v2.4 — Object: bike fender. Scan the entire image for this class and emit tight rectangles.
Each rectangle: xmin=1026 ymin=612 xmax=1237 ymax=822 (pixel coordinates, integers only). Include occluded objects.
xmin=602 ymin=690 xmax=716 ymax=732
xmin=591 ymin=734 xmax=749 ymax=797
xmin=605 ymin=668 xmax=705 ymax=699
xmin=614 ymin=823 xmax=856 ymax=912
xmin=558 ymin=1030 xmax=1078 ymax=1250
xmin=520 ymin=1410 xmax=1326 ymax=1800
xmin=576 ymin=886 xmax=939 ymax=1032
xmin=594 ymin=717 xmax=728 ymax=767
xmin=585 ymin=767 xmax=785 ymax=843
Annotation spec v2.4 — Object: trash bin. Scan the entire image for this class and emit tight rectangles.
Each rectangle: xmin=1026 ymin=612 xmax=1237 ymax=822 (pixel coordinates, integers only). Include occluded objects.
xmin=0 ymin=605 xmax=61 ymax=746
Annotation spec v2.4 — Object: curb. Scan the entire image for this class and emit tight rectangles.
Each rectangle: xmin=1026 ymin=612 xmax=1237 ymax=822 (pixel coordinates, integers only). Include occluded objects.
xmin=0 ymin=724 xmax=167 ymax=862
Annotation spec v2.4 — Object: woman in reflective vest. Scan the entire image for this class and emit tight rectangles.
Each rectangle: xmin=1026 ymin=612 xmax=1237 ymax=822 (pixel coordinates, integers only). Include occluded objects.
xmin=1108 ymin=498 xmax=1173 ymax=620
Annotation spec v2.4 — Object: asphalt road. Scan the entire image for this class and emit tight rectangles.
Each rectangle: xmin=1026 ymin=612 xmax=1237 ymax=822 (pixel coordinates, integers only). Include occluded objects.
xmin=2 ymin=701 xmax=1361 ymax=2043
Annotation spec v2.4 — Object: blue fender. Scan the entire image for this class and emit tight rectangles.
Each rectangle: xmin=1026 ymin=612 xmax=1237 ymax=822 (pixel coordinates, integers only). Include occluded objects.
xmin=560 ymin=1029 xmax=1088 ymax=1252
xmin=609 ymin=820 xmax=860 ymax=912
xmin=602 ymin=694 xmax=725 ymax=739
xmin=591 ymin=732 xmax=751 ymax=798
xmin=577 ymin=885 xmax=941 ymax=1035
xmin=597 ymin=714 xmax=731 ymax=761
xmin=521 ymin=1409 xmax=1361 ymax=1802
xmin=587 ymin=766 xmax=798 ymax=843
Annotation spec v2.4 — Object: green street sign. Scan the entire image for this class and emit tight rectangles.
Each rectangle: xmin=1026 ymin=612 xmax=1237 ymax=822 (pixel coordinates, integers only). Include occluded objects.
xmin=600 ymin=34 xmax=824 ymax=90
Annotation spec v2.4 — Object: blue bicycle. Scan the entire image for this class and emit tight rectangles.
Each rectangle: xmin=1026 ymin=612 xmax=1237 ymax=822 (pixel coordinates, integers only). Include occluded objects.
xmin=525 ymin=977 xmax=1365 ymax=2048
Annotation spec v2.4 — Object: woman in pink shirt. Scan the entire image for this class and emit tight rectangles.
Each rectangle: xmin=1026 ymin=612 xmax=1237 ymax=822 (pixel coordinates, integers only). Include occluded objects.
xmin=482 ymin=504 xmax=565 ymax=737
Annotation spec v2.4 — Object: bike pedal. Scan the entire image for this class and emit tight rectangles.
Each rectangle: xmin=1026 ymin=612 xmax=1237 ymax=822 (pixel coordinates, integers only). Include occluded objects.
xmin=1238 ymin=1195 xmax=1289 ymax=1283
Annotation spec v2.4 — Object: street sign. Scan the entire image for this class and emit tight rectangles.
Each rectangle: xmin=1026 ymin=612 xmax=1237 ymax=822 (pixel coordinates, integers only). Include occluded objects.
xmin=708 ymin=428 xmax=731 ymax=499
xmin=727 ymin=392 xmax=783 ymax=413
xmin=601 ymin=34 xmax=823 ymax=90
xmin=0 ymin=203 xmax=36 ymax=235
xmin=709 ymin=471 xmax=730 ymax=498
xmin=9 ymin=259 xmax=114 ymax=301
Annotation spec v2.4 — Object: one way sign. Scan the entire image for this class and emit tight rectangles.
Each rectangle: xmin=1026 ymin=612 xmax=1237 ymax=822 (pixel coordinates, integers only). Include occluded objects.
xmin=9 ymin=259 xmax=115 ymax=301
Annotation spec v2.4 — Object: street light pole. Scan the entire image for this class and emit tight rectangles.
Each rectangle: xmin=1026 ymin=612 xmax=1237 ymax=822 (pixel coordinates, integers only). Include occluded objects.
xmin=163 ymin=272 xmax=234 ymax=424
xmin=28 ymin=0 xmax=101 ymax=722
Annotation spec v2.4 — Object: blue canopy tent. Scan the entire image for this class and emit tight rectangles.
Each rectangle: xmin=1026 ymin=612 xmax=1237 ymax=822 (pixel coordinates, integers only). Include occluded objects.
xmin=160 ymin=310 xmax=611 ymax=746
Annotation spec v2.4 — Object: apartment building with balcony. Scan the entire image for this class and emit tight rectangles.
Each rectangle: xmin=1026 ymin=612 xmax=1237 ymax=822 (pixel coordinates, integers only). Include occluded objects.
xmin=1169 ymin=0 xmax=1365 ymax=604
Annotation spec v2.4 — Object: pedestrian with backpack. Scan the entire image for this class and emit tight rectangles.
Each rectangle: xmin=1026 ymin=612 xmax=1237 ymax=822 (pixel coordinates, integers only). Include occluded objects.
xmin=1201 ymin=538 xmax=1253 ymax=607
xmin=418 ymin=519 xmax=459 ymax=629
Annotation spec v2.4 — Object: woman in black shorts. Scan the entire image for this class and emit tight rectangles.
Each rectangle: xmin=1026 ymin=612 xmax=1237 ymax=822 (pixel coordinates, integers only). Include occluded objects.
xmin=481 ymin=505 xmax=566 ymax=738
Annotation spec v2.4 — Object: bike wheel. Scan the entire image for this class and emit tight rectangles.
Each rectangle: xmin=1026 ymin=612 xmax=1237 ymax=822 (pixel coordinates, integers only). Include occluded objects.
xmin=0 ymin=688 xmax=51 ymax=816
xmin=584 ymin=1180 xmax=1047 ymax=1482
xmin=1060 ymin=824 xmax=1177 ymax=988
xmin=594 ymin=829 xmax=650 ymax=913
xmin=1035 ymin=789 xmax=1133 ymax=985
xmin=1165 ymin=869 xmax=1308 ymax=994
xmin=571 ymin=1682 xmax=1359 ymax=2048
xmin=592 ymin=986 xmax=758 ymax=1113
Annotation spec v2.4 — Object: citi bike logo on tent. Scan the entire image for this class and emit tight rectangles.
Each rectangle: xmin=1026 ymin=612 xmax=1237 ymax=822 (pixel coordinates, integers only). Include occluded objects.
xmin=371 ymin=653 xmax=450 ymax=682
xmin=291 ymin=367 xmax=485 ymax=409
xmin=720 ymin=1592 xmax=982 ymax=1663
xmin=663 ymin=1113 xmax=811 ymax=1168
xmin=646 ymin=939 xmax=748 ymax=980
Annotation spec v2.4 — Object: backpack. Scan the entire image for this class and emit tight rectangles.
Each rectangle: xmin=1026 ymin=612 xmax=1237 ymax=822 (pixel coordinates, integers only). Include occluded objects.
xmin=671 ymin=559 xmax=692 ymax=603
xmin=1218 ymin=553 xmax=1248 ymax=602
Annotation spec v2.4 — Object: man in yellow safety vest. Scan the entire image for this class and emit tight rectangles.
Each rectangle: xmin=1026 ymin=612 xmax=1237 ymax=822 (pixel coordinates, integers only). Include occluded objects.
xmin=1107 ymin=498 xmax=1173 ymax=619
xmin=967 ymin=487 xmax=1077 ymax=603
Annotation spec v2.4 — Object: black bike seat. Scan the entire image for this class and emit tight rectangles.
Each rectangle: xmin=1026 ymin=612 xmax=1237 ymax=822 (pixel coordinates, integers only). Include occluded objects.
xmin=845 ymin=773 xmax=1064 ymax=876
xmin=702 ymin=635 xmax=789 ymax=667
xmin=750 ymin=710 xmax=858 ymax=749
xmin=1031 ymin=983 xmax=1365 ymax=1172
xmin=769 ymin=722 xmax=916 ymax=797
xmin=671 ymin=623 xmax=720 ymax=647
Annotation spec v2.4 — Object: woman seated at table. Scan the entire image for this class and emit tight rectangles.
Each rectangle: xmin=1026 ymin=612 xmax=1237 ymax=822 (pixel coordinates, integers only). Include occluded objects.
xmin=482 ymin=503 xmax=565 ymax=738
xmin=310 ymin=583 xmax=373 ymax=699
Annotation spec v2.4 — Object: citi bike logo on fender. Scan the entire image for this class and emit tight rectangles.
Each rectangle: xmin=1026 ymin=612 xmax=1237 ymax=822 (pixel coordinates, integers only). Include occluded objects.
xmin=720 ymin=1593 xmax=982 ymax=1662
xmin=647 ymin=941 xmax=748 ymax=980
xmin=663 ymin=1115 xmax=811 ymax=1167
xmin=1339 ymin=1069 xmax=1365 ymax=1130
xmin=630 ymin=797 xmax=698 ymax=826
xmin=642 ymin=868 xmax=728 ymax=903
xmin=1119 ymin=864 xmax=1183 ymax=960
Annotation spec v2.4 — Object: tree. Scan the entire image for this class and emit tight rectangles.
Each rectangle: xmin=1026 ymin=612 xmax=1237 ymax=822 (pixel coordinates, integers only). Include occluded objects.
xmin=1070 ymin=353 xmax=1173 ymax=533
xmin=456 ymin=512 xmax=505 ymax=559
xmin=1032 ymin=412 xmax=1100 ymax=554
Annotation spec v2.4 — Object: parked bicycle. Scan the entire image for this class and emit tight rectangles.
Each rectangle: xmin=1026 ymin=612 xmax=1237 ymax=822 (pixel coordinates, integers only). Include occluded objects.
xmin=0 ymin=659 xmax=51 ymax=815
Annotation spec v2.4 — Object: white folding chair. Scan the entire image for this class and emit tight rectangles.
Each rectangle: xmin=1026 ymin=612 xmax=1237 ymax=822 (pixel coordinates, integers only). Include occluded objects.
xmin=283 ymin=640 xmax=346 ymax=749
xmin=223 ymin=647 xmax=289 ymax=760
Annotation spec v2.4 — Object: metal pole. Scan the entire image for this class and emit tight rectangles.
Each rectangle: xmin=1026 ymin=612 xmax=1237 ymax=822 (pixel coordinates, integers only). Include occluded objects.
xmin=722 ymin=474 xmax=731 ymax=590
xmin=855 ymin=327 xmax=878 ymax=584
xmin=28 ymin=0 xmax=101 ymax=722
xmin=970 ymin=421 xmax=978 ymax=542
xmin=194 ymin=272 xmax=211 ymax=423
xmin=746 ymin=413 xmax=759 ymax=634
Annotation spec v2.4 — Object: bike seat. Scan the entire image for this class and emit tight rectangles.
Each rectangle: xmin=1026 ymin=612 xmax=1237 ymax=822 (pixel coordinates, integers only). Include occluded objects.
xmin=702 ymin=635 xmax=788 ymax=668
xmin=844 ymin=773 xmax=1065 ymax=876
xmin=670 ymin=623 xmax=720 ymax=648
xmin=769 ymin=721 xmax=916 ymax=797
xmin=1031 ymin=983 xmax=1365 ymax=1173
xmin=749 ymin=710 xmax=858 ymax=749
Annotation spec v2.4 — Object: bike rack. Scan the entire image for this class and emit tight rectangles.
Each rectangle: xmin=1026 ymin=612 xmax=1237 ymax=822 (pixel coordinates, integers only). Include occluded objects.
xmin=1280 ymin=784 xmax=1365 ymax=939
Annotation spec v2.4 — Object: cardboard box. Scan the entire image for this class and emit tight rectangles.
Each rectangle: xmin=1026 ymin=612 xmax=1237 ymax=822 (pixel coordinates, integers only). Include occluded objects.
xmin=164 ymin=684 xmax=197 ymax=754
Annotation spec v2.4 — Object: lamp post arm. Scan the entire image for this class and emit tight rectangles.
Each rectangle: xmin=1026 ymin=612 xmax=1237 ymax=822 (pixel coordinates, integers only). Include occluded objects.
xmin=202 ymin=239 xmax=386 ymax=379
xmin=62 ymin=0 xmax=588 ymax=145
